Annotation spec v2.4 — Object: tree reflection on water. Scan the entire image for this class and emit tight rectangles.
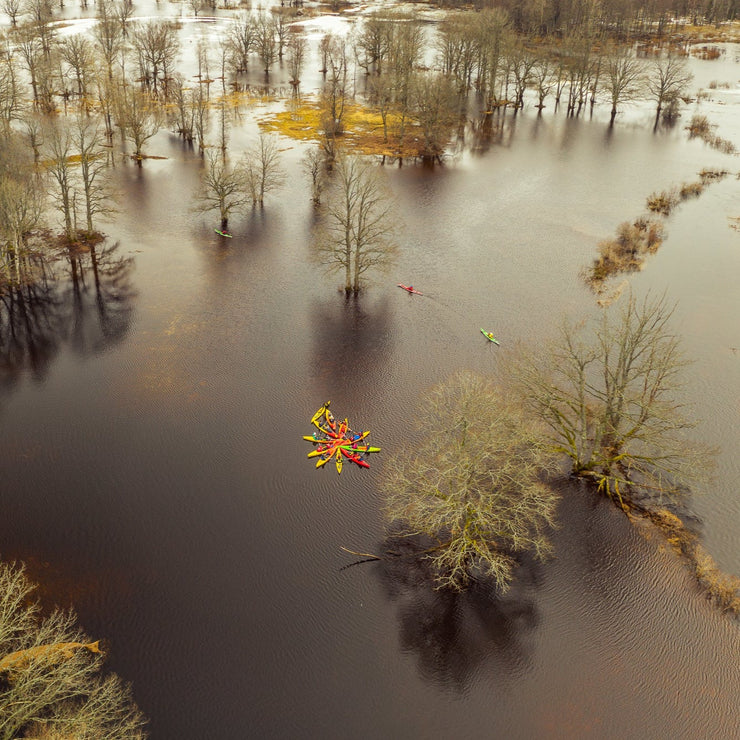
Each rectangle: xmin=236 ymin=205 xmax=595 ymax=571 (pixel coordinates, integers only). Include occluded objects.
xmin=378 ymin=531 xmax=540 ymax=692
xmin=0 ymin=240 xmax=136 ymax=392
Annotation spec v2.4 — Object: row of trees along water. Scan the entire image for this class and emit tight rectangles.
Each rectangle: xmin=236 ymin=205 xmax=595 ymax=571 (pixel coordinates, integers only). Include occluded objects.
xmin=1 ymin=0 xmax=725 ymax=292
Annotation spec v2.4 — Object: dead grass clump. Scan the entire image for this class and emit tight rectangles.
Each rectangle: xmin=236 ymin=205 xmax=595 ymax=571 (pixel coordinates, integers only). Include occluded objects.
xmin=692 ymin=544 xmax=740 ymax=615
xmin=687 ymin=116 xmax=737 ymax=153
xmin=647 ymin=188 xmax=680 ymax=215
xmin=648 ymin=180 xmax=709 ymax=214
xmin=678 ymin=180 xmax=704 ymax=199
xmin=586 ymin=218 xmax=664 ymax=287
xmin=691 ymin=44 xmax=723 ymax=59
xmin=699 ymin=168 xmax=730 ymax=181
xmin=687 ymin=114 xmax=711 ymax=137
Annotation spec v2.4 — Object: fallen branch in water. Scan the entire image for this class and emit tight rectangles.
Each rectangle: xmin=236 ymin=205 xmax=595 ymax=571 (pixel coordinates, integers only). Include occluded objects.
xmin=340 ymin=546 xmax=381 ymax=561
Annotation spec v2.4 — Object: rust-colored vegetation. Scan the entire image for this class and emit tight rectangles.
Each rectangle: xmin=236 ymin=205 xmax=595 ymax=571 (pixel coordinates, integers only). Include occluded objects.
xmin=586 ymin=169 xmax=731 ymax=291
xmin=585 ymin=217 xmax=664 ymax=289
xmin=687 ymin=114 xmax=737 ymax=154
xmin=647 ymin=179 xmax=703 ymax=215
xmin=258 ymin=97 xmax=425 ymax=159
xmin=690 ymin=44 xmax=724 ymax=58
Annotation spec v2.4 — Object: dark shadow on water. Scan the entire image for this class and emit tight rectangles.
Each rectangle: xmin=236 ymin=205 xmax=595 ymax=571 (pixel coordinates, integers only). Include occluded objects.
xmin=377 ymin=532 xmax=540 ymax=693
xmin=310 ymin=292 xmax=393 ymax=399
xmin=0 ymin=279 xmax=65 ymax=389
xmin=0 ymin=239 xmax=135 ymax=397
xmin=64 ymin=240 xmax=136 ymax=355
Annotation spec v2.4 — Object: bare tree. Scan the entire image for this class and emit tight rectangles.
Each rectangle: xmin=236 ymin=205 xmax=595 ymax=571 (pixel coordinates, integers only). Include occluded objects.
xmin=241 ymin=133 xmax=285 ymax=206
xmin=320 ymin=35 xmax=350 ymax=164
xmin=115 ymin=83 xmax=159 ymax=163
xmin=191 ymin=83 xmax=209 ymax=155
xmin=531 ymin=54 xmax=554 ymax=111
xmin=474 ymin=7 xmax=511 ymax=109
xmin=319 ymin=155 xmax=396 ymax=295
xmin=602 ymin=44 xmax=645 ymax=125
xmin=0 ymin=39 xmax=25 ymax=133
xmin=646 ymin=53 xmax=693 ymax=128
xmin=436 ymin=12 xmax=478 ymax=93
xmin=195 ymin=150 xmax=250 ymax=230
xmin=271 ymin=7 xmax=294 ymax=60
xmin=0 ymin=133 xmax=45 ymax=286
xmin=385 ymin=17 xmax=424 ymax=151
xmin=22 ymin=0 xmax=54 ymax=57
xmin=59 ymin=33 xmax=95 ymax=102
xmin=367 ymin=72 xmax=393 ymax=142
xmin=92 ymin=65 xmax=117 ymax=141
xmin=16 ymin=24 xmax=46 ymax=109
xmin=254 ymin=12 xmax=277 ymax=75
xmin=355 ymin=11 xmax=394 ymax=75
xmin=92 ymin=0 xmax=124 ymax=81
xmin=382 ymin=371 xmax=559 ymax=592
xmin=302 ymin=144 xmax=327 ymax=205
xmin=225 ymin=12 xmax=255 ymax=75
xmin=130 ymin=19 xmax=180 ymax=97
xmin=0 ymin=560 xmax=148 ymax=739
xmin=509 ymin=41 xmax=537 ymax=111
xmin=1 ymin=0 xmax=23 ymax=26
xmin=73 ymin=113 xmax=114 ymax=232
xmin=115 ymin=0 xmax=134 ymax=36
xmin=170 ymin=73 xmax=195 ymax=142
xmin=516 ymin=293 xmax=711 ymax=506
xmin=286 ymin=33 xmax=306 ymax=88
xmin=410 ymin=71 xmax=459 ymax=163
xmin=43 ymin=118 xmax=77 ymax=240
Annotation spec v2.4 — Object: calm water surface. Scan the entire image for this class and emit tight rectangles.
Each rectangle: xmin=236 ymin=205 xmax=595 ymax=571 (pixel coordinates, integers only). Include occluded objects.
xmin=1 ymin=7 xmax=739 ymax=738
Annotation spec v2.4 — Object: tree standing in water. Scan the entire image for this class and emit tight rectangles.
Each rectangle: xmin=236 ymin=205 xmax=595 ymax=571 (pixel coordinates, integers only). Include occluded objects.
xmin=515 ymin=293 xmax=710 ymax=506
xmin=195 ymin=150 xmax=250 ymax=230
xmin=319 ymin=154 xmax=396 ymax=295
xmin=0 ymin=560 xmax=148 ymax=739
xmin=241 ymin=133 xmax=285 ymax=207
xmin=646 ymin=54 xmax=693 ymax=129
xmin=382 ymin=371 xmax=559 ymax=592
xmin=603 ymin=44 xmax=645 ymax=126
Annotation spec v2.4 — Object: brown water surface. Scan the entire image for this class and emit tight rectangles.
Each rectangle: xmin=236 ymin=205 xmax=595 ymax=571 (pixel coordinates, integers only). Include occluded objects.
xmin=1 ymin=8 xmax=739 ymax=738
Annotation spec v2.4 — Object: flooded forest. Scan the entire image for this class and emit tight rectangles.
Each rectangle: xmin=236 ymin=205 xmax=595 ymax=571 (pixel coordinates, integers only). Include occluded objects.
xmin=1 ymin=0 xmax=739 ymax=737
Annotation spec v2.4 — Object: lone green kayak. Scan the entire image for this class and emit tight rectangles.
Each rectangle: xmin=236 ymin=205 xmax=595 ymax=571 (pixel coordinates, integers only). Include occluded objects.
xmin=481 ymin=328 xmax=500 ymax=345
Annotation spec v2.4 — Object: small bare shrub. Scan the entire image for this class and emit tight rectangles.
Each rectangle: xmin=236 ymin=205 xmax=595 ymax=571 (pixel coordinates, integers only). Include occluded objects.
xmin=699 ymin=168 xmax=730 ymax=181
xmin=712 ymin=135 xmax=736 ymax=154
xmin=687 ymin=114 xmax=711 ymax=137
xmin=647 ymin=188 xmax=680 ymax=215
xmin=587 ymin=218 xmax=664 ymax=287
xmin=679 ymin=180 xmax=704 ymax=199
xmin=687 ymin=116 xmax=737 ymax=153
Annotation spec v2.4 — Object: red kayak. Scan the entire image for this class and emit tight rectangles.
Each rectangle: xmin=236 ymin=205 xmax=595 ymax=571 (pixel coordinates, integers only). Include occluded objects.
xmin=340 ymin=447 xmax=370 ymax=468
xmin=398 ymin=284 xmax=422 ymax=295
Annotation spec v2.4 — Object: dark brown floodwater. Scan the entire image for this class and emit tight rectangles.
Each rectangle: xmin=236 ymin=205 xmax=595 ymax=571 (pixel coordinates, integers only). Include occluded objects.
xmin=1 ymin=8 xmax=739 ymax=738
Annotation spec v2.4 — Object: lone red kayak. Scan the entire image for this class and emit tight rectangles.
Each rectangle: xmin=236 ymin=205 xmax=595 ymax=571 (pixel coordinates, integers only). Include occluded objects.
xmin=398 ymin=284 xmax=422 ymax=295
